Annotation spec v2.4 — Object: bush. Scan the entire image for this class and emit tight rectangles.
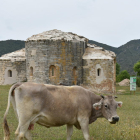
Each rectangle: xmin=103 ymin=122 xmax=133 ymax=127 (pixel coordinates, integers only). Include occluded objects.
xmin=136 ymin=77 xmax=140 ymax=87
xmin=116 ymin=75 xmax=121 ymax=82
xmin=134 ymin=60 xmax=140 ymax=76
xmin=116 ymin=70 xmax=130 ymax=82
xmin=116 ymin=63 xmax=120 ymax=75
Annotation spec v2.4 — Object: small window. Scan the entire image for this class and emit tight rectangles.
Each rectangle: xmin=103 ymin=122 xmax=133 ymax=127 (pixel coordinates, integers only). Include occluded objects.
xmin=30 ymin=67 xmax=33 ymax=76
xmin=97 ymin=68 xmax=101 ymax=76
xmin=8 ymin=70 xmax=12 ymax=77
xmin=50 ymin=65 xmax=56 ymax=77
xmin=73 ymin=67 xmax=77 ymax=85
xmin=52 ymin=67 xmax=54 ymax=76
xmin=73 ymin=67 xmax=77 ymax=76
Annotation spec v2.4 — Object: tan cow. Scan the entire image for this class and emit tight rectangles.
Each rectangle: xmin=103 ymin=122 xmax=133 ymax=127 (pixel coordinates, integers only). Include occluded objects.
xmin=3 ymin=82 xmax=122 ymax=140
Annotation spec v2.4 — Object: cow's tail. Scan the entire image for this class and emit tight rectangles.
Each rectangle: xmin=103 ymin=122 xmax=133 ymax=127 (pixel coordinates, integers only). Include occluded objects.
xmin=3 ymin=82 xmax=22 ymax=140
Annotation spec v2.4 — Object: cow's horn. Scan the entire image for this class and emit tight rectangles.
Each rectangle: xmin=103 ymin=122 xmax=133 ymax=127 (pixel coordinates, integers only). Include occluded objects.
xmin=100 ymin=95 xmax=105 ymax=99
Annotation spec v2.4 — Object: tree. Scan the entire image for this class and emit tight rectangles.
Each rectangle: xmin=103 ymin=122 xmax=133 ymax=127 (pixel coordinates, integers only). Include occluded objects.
xmin=116 ymin=63 xmax=120 ymax=75
xmin=133 ymin=60 xmax=140 ymax=76
xmin=117 ymin=70 xmax=130 ymax=82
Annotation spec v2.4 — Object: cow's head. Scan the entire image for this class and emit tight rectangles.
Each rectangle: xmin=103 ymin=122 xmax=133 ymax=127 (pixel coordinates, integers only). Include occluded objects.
xmin=93 ymin=95 xmax=122 ymax=124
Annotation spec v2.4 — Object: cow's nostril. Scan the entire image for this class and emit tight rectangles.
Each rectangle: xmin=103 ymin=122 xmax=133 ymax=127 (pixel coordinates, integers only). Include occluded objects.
xmin=112 ymin=117 xmax=119 ymax=122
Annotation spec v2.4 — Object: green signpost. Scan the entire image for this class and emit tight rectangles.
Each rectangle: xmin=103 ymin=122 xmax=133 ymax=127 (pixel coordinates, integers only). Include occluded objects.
xmin=130 ymin=77 xmax=136 ymax=94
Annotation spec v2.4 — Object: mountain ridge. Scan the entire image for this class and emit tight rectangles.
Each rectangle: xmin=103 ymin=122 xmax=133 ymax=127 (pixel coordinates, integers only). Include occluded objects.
xmin=0 ymin=39 xmax=140 ymax=75
xmin=0 ymin=40 xmax=25 ymax=56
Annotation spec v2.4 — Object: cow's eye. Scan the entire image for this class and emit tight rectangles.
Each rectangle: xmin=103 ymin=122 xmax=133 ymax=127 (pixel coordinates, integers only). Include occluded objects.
xmin=104 ymin=105 xmax=108 ymax=108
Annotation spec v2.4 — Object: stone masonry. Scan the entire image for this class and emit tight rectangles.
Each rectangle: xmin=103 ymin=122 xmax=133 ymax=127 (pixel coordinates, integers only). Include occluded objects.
xmin=0 ymin=29 xmax=116 ymax=94
xmin=83 ymin=44 xmax=116 ymax=94
xmin=0 ymin=49 xmax=26 ymax=85
xmin=26 ymin=30 xmax=88 ymax=85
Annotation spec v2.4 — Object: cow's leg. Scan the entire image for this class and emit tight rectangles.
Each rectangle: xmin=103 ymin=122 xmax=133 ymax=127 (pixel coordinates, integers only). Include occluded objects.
xmin=67 ymin=124 xmax=73 ymax=140
xmin=15 ymin=124 xmax=20 ymax=139
xmin=15 ymin=121 xmax=31 ymax=140
xmin=25 ymin=130 xmax=32 ymax=140
xmin=16 ymin=121 xmax=30 ymax=140
xmin=78 ymin=118 xmax=90 ymax=140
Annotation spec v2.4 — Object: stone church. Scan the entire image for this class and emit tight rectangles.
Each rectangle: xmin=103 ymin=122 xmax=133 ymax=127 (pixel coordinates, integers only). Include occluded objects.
xmin=0 ymin=29 xmax=116 ymax=94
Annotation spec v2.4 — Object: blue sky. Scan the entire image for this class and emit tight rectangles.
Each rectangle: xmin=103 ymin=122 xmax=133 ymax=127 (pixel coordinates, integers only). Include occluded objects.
xmin=1 ymin=0 xmax=140 ymax=47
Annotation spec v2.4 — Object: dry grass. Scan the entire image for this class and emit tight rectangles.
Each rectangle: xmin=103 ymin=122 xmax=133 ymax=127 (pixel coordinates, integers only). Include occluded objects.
xmin=0 ymin=85 xmax=140 ymax=139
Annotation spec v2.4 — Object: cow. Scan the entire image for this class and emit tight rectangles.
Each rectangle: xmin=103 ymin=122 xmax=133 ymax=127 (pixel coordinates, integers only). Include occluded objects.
xmin=3 ymin=82 xmax=122 ymax=140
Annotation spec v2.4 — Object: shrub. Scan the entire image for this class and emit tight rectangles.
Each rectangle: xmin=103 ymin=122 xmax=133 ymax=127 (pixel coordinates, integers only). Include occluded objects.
xmin=134 ymin=60 xmax=140 ymax=76
xmin=116 ymin=75 xmax=121 ymax=82
xmin=136 ymin=77 xmax=140 ymax=87
xmin=116 ymin=63 xmax=120 ymax=75
xmin=116 ymin=70 xmax=130 ymax=82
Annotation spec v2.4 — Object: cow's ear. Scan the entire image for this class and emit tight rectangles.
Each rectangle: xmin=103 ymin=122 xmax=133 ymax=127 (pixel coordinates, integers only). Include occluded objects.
xmin=93 ymin=102 xmax=102 ymax=110
xmin=117 ymin=101 xmax=123 ymax=108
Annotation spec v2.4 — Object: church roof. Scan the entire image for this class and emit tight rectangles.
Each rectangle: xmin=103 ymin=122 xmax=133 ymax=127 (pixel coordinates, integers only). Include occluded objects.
xmin=26 ymin=29 xmax=88 ymax=42
xmin=83 ymin=44 xmax=116 ymax=59
xmin=0 ymin=48 xmax=25 ymax=61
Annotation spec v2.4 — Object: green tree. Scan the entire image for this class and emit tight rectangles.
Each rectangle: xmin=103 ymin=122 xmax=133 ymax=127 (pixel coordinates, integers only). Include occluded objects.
xmin=117 ymin=70 xmax=130 ymax=82
xmin=136 ymin=77 xmax=140 ymax=87
xmin=133 ymin=60 xmax=140 ymax=76
xmin=116 ymin=63 xmax=120 ymax=75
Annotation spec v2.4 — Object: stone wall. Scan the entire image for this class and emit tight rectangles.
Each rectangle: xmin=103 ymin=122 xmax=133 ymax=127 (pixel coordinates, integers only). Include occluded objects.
xmin=83 ymin=59 xmax=116 ymax=94
xmin=0 ymin=60 xmax=26 ymax=85
xmin=25 ymin=40 xmax=86 ymax=85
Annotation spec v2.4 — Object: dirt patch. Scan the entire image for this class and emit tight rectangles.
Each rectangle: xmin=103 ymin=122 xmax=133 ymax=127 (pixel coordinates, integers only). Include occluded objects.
xmin=118 ymin=79 xmax=130 ymax=86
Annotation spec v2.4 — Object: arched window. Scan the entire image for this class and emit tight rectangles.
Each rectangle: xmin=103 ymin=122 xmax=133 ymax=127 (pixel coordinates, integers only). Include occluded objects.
xmin=97 ymin=68 xmax=101 ymax=76
xmin=50 ymin=65 xmax=56 ymax=77
xmin=73 ymin=66 xmax=77 ymax=76
xmin=30 ymin=67 xmax=33 ymax=76
xmin=8 ymin=70 xmax=12 ymax=77
xmin=73 ymin=67 xmax=77 ymax=85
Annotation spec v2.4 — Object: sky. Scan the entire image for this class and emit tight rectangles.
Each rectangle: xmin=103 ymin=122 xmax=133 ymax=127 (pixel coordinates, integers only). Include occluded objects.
xmin=1 ymin=0 xmax=140 ymax=47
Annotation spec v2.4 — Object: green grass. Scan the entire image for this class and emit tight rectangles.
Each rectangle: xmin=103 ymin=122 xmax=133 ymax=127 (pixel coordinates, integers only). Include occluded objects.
xmin=1 ymin=85 xmax=140 ymax=139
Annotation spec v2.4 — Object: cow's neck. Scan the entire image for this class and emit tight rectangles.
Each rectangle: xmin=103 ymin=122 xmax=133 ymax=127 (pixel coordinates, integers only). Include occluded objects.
xmin=95 ymin=109 xmax=103 ymax=118
xmin=89 ymin=91 xmax=102 ymax=105
xmin=89 ymin=109 xmax=103 ymax=124
xmin=89 ymin=92 xmax=103 ymax=124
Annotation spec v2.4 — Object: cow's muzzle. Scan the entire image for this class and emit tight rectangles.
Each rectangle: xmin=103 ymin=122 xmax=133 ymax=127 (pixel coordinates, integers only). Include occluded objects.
xmin=108 ymin=116 xmax=119 ymax=124
xmin=112 ymin=116 xmax=119 ymax=122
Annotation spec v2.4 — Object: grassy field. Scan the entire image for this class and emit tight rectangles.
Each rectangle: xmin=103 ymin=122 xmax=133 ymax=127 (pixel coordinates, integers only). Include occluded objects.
xmin=1 ymin=85 xmax=140 ymax=140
